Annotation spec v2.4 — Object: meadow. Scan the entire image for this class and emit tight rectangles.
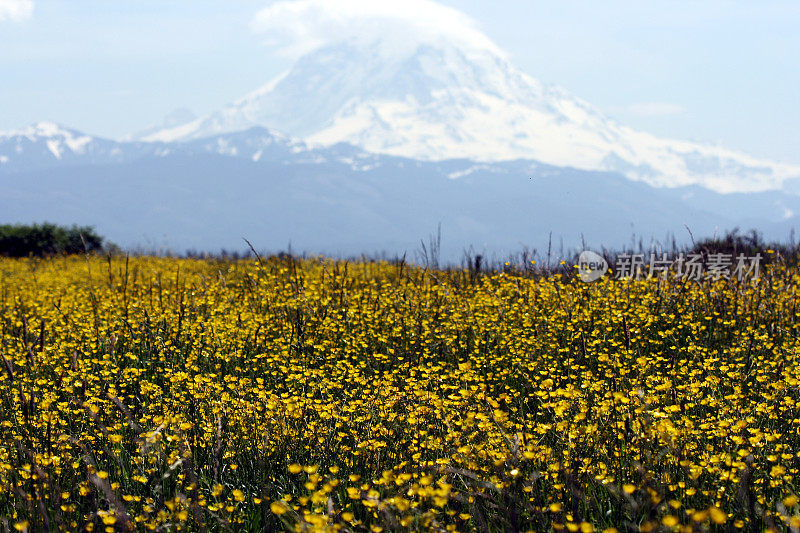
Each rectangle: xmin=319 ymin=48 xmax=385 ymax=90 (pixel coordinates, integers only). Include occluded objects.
xmin=0 ymin=253 xmax=798 ymax=532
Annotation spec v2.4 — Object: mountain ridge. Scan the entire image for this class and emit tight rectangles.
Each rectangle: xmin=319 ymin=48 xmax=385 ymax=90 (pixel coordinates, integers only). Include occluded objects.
xmin=3 ymin=121 xmax=800 ymax=260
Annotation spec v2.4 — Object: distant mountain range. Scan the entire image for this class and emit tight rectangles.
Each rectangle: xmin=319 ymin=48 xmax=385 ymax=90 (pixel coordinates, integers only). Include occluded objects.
xmin=2 ymin=9 xmax=799 ymax=259
xmin=3 ymin=122 xmax=800 ymax=260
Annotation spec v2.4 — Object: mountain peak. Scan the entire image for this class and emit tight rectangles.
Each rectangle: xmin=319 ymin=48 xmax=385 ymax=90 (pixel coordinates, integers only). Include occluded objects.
xmin=1 ymin=121 xmax=79 ymax=139
xmin=0 ymin=122 xmax=98 ymax=162
xmin=29 ymin=121 xmax=64 ymax=137
xmin=140 ymin=3 xmax=800 ymax=193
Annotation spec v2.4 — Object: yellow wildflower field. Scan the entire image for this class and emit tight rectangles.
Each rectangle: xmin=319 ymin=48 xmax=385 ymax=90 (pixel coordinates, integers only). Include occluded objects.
xmin=0 ymin=255 xmax=798 ymax=532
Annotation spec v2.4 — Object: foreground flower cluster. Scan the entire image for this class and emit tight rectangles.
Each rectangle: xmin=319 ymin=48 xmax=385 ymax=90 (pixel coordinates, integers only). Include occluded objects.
xmin=0 ymin=255 xmax=798 ymax=532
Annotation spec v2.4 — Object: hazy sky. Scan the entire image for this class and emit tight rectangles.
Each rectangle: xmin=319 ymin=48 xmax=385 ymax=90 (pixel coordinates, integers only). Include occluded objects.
xmin=1 ymin=0 xmax=798 ymax=164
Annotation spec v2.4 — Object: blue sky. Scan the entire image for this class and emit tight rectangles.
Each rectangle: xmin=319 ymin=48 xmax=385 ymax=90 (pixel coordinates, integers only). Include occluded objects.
xmin=1 ymin=0 xmax=798 ymax=164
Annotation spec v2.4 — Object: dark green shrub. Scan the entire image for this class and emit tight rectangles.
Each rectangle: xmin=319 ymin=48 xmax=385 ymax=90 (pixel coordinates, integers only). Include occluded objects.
xmin=0 ymin=223 xmax=105 ymax=257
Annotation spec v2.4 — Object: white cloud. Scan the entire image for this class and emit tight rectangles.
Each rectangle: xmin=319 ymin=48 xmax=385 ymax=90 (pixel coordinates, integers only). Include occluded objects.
xmin=626 ymin=102 xmax=686 ymax=117
xmin=251 ymin=0 xmax=504 ymax=60
xmin=0 ymin=0 xmax=33 ymax=22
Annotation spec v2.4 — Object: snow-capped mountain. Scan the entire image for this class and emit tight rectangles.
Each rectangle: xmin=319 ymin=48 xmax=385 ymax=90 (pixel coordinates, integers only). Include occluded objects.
xmin=141 ymin=35 xmax=800 ymax=194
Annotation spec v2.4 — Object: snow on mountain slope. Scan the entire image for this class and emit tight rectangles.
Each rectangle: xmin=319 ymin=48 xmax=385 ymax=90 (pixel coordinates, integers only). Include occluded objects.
xmin=142 ymin=2 xmax=799 ymax=194
xmin=1 ymin=122 xmax=97 ymax=160
xmin=0 ymin=122 xmax=313 ymax=173
xmin=0 ymin=122 xmax=157 ymax=172
xmin=124 ymin=108 xmax=198 ymax=142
